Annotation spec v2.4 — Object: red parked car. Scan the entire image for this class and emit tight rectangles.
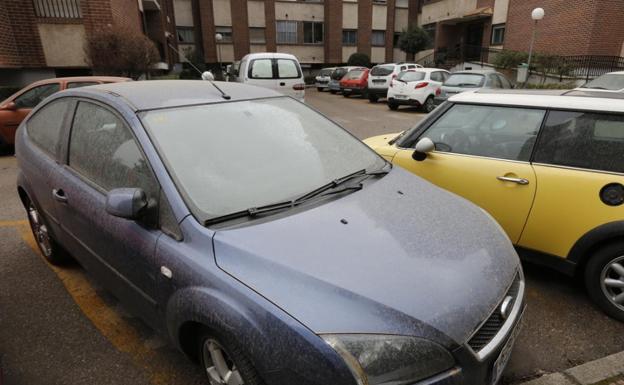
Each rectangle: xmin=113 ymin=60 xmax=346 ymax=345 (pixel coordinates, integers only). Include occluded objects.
xmin=339 ymin=68 xmax=369 ymax=98
xmin=0 ymin=76 xmax=130 ymax=148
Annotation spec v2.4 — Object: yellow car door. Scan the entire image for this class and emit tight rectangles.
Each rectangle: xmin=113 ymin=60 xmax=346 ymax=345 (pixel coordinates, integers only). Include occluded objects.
xmin=519 ymin=110 xmax=624 ymax=258
xmin=392 ymin=103 xmax=547 ymax=243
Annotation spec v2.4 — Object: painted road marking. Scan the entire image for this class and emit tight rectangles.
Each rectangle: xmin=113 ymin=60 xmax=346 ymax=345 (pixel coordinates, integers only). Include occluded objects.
xmin=2 ymin=219 xmax=172 ymax=385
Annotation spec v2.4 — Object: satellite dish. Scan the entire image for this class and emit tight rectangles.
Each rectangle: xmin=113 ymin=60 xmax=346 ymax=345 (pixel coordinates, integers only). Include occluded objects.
xmin=201 ymin=71 xmax=215 ymax=81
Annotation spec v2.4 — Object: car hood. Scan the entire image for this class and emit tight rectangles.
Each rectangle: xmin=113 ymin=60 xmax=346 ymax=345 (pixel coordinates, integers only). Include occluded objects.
xmin=213 ymin=167 xmax=520 ymax=345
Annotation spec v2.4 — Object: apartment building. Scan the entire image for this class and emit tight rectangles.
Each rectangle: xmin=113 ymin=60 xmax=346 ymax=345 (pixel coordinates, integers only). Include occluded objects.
xmin=173 ymin=0 xmax=422 ymax=69
xmin=0 ymin=0 xmax=176 ymax=86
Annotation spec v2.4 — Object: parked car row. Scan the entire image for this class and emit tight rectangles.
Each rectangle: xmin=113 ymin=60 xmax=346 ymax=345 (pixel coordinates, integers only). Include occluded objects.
xmin=315 ymin=63 xmax=514 ymax=114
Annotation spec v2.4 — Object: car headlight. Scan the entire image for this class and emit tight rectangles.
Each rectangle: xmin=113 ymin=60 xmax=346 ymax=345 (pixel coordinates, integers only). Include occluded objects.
xmin=321 ymin=334 xmax=454 ymax=385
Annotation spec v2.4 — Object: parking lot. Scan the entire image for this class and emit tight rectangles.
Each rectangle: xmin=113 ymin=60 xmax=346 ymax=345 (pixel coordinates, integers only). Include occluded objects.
xmin=1 ymin=88 xmax=623 ymax=385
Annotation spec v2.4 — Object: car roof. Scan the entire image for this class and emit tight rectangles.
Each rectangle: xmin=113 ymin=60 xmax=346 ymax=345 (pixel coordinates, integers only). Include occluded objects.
xmin=29 ymin=76 xmax=131 ymax=87
xmin=449 ymin=89 xmax=624 ymax=112
xmin=241 ymin=52 xmax=299 ymax=60
xmin=67 ymin=80 xmax=283 ymax=111
xmin=450 ymin=69 xmax=498 ymax=75
xmin=405 ymin=68 xmax=447 ymax=73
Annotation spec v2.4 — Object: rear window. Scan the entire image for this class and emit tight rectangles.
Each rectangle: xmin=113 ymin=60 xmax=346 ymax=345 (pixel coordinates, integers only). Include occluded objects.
xmin=277 ymin=59 xmax=301 ymax=79
xmin=319 ymin=69 xmax=333 ymax=77
xmin=581 ymin=73 xmax=624 ymax=91
xmin=397 ymin=71 xmax=425 ymax=82
xmin=371 ymin=65 xmax=394 ymax=76
xmin=249 ymin=59 xmax=273 ymax=79
xmin=332 ymin=68 xmax=348 ymax=80
xmin=346 ymin=70 xmax=365 ymax=79
xmin=444 ymin=74 xmax=485 ymax=87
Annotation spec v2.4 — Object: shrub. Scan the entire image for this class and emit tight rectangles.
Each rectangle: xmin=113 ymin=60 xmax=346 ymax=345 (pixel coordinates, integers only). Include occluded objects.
xmin=523 ymin=82 xmax=577 ymax=89
xmin=492 ymin=50 xmax=528 ymax=69
xmin=85 ymin=27 xmax=159 ymax=79
xmin=397 ymin=25 xmax=431 ymax=57
xmin=347 ymin=53 xmax=371 ymax=68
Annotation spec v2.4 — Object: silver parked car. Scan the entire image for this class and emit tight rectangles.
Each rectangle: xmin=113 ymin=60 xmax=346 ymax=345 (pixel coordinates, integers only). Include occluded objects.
xmin=435 ymin=70 xmax=513 ymax=105
xmin=315 ymin=67 xmax=336 ymax=91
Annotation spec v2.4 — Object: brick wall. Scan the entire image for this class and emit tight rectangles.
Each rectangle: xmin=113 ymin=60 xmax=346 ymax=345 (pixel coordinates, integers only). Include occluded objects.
xmin=324 ymin=0 xmax=342 ymax=63
xmin=110 ymin=0 xmax=142 ymax=33
xmin=385 ymin=0 xmax=396 ymax=62
xmin=0 ymin=0 xmax=46 ymax=68
xmin=505 ymin=0 xmax=623 ymax=56
xmin=230 ymin=0 xmax=249 ymax=60
xmin=198 ymin=0 xmax=218 ymax=62
xmin=264 ymin=0 xmax=276 ymax=52
xmin=357 ymin=0 xmax=372 ymax=57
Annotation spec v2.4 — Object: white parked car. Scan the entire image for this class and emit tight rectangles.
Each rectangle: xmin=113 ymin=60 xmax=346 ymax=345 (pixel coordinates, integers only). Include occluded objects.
xmin=387 ymin=68 xmax=450 ymax=113
xmin=234 ymin=52 xmax=305 ymax=101
xmin=367 ymin=62 xmax=423 ymax=102
xmin=315 ymin=67 xmax=336 ymax=92
xmin=575 ymin=71 xmax=624 ymax=93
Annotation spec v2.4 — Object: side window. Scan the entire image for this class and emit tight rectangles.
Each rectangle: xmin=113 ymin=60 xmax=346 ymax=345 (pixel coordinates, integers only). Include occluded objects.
xmin=66 ymin=82 xmax=99 ymax=89
xmin=26 ymin=99 xmax=71 ymax=157
xmin=249 ymin=59 xmax=273 ymax=79
xmin=407 ymin=65 xmax=416 ymax=69
xmin=488 ymin=74 xmax=502 ymax=88
xmin=534 ymin=111 xmax=624 ymax=173
xmin=69 ymin=102 xmax=158 ymax=199
xmin=420 ymin=104 xmax=546 ymax=161
xmin=14 ymin=83 xmax=60 ymax=109
xmin=442 ymin=72 xmax=450 ymax=82
xmin=497 ymin=75 xmax=512 ymax=89
xmin=159 ymin=192 xmax=183 ymax=240
xmin=400 ymin=66 xmax=407 ymax=71
xmin=277 ymin=59 xmax=301 ymax=79
xmin=430 ymin=72 xmax=442 ymax=82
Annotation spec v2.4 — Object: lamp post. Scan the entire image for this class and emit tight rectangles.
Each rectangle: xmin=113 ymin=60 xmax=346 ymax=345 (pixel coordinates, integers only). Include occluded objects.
xmin=215 ymin=32 xmax=223 ymax=80
xmin=526 ymin=7 xmax=545 ymax=83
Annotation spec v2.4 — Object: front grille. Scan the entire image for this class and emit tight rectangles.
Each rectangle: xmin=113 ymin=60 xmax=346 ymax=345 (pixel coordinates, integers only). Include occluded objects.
xmin=468 ymin=273 xmax=521 ymax=353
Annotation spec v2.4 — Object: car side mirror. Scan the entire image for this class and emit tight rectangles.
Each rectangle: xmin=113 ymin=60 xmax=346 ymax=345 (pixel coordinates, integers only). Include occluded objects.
xmin=105 ymin=188 xmax=148 ymax=220
xmin=1 ymin=101 xmax=17 ymax=111
xmin=412 ymin=137 xmax=435 ymax=161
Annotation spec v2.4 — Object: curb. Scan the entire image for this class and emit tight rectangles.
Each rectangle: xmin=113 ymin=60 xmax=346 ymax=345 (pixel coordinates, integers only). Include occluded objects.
xmin=519 ymin=351 xmax=624 ymax=385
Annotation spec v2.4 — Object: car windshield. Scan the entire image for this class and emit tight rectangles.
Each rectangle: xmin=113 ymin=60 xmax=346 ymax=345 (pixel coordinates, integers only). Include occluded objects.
xmin=346 ymin=70 xmax=365 ymax=79
xmin=397 ymin=71 xmax=426 ymax=82
xmin=444 ymin=74 xmax=485 ymax=87
xmin=319 ymin=69 xmax=333 ymax=77
xmin=371 ymin=65 xmax=394 ymax=76
xmin=140 ymin=97 xmax=385 ymax=222
xmin=331 ymin=68 xmax=348 ymax=80
xmin=581 ymin=73 xmax=624 ymax=90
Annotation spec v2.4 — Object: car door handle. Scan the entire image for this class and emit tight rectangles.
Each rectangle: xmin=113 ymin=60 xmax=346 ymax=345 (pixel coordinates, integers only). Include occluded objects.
xmin=279 ymin=82 xmax=286 ymax=86
xmin=496 ymin=176 xmax=529 ymax=185
xmin=52 ymin=189 xmax=68 ymax=203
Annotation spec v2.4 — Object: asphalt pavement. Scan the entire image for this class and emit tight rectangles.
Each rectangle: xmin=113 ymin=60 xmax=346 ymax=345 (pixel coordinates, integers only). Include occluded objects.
xmin=0 ymin=89 xmax=622 ymax=385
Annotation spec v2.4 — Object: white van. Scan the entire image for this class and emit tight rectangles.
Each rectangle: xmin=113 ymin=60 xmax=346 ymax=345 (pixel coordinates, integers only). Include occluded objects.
xmin=234 ymin=53 xmax=305 ymax=101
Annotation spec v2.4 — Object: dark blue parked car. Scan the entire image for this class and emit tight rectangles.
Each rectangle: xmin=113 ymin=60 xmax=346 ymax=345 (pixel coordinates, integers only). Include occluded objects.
xmin=16 ymin=80 xmax=525 ymax=385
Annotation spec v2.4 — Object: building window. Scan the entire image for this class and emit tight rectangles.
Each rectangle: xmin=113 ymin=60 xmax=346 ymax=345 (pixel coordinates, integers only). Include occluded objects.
xmin=393 ymin=32 xmax=401 ymax=46
xmin=371 ymin=30 xmax=385 ymax=46
xmin=373 ymin=0 xmax=387 ymax=3
xmin=249 ymin=27 xmax=266 ymax=44
xmin=215 ymin=26 xmax=233 ymax=43
xmin=276 ymin=20 xmax=297 ymax=44
xmin=177 ymin=27 xmax=195 ymax=43
xmin=342 ymin=30 xmax=357 ymax=46
xmin=33 ymin=0 xmax=82 ymax=18
xmin=491 ymin=24 xmax=505 ymax=45
xmin=303 ymin=21 xmax=323 ymax=44
xmin=423 ymin=23 xmax=436 ymax=49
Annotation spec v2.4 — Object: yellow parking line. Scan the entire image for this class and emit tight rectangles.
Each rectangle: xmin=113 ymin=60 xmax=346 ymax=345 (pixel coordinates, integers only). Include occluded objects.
xmin=3 ymin=220 xmax=172 ymax=385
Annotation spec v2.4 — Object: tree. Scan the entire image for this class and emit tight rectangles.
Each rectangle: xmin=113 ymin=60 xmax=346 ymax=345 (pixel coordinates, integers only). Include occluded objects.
xmin=85 ymin=27 xmax=160 ymax=79
xmin=347 ymin=52 xmax=371 ymax=68
xmin=397 ymin=25 xmax=431 ymax=60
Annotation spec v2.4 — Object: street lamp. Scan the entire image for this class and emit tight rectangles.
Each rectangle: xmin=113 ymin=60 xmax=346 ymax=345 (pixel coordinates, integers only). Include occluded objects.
xmin=526 ymin=7 xmax=545 ymax=82
xmin=215 ymin=32 xmax=223 ymax=80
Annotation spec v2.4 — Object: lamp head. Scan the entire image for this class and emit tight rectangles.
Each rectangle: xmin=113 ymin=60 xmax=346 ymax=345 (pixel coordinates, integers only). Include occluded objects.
xmin=531 ymin=7 xmax=545 ymax=20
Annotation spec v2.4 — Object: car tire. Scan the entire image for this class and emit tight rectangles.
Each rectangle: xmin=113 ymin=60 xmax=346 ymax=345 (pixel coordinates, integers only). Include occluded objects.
xmin=388 ymin=103 xmax=399 ymax=111
xmin=25 ymin=197 xmax=70 ymax=265
xmin=368 ymin=94 xmax=379 ymax=103
xmin=198 ymin=330 xmax=265 ymax=385
xmin=422 ymin=96 xmax=436 ymax=113
xmin=342 ymin=92 xmax=351 ymax=98
xmin=317 ymin=87 xmax=323 ymax=92
xmin=585 ymin=242 xmax=624 ymax=322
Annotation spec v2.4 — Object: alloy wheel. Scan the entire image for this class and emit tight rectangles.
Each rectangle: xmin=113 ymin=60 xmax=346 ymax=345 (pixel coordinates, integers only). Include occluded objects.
xmin=424 ymin=98 xmax=435 ymax=113
xmin=600 ymin=255 xmax=624 ymax=311
xmin=27 ymin=202 xmax=52 ymax=257
xmin=202 ymin=338 xmax=244 ymax=385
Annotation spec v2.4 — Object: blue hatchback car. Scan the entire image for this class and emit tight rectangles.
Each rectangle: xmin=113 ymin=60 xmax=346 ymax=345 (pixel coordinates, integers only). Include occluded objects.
xmin=16 ymin=80 xmax=524 ymax=385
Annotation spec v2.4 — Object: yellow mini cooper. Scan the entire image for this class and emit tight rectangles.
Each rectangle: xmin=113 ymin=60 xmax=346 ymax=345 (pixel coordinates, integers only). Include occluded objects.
xmin=364 ymin=90 xmax=624 ymax=321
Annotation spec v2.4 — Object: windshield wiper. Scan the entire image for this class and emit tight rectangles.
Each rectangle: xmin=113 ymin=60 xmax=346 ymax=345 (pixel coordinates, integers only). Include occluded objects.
xmin=204 ymin=166 xmax=391 ymax=226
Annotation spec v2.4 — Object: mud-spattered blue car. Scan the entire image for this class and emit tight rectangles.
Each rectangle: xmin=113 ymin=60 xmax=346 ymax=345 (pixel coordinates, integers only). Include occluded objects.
xmin=16 ymin=80 xmax=524 ymax=385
